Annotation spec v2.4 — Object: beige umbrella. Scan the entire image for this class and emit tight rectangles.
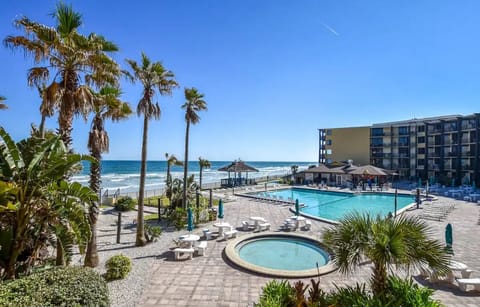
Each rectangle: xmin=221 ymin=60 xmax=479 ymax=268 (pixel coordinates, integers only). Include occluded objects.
xmin=347 ymin=165 xmax=388 ymax=176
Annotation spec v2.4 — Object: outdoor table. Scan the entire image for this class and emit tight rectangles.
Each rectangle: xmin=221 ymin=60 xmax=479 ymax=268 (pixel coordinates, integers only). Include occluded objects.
xmin=447 ymin=260 xmax=469 ymax=282
xmin=213 ymin=222 xmax=232 ymax=236
xmin=250 ymin=216 xmax=266 ymax=230
xmin=179 ymin=234 xmax=200 ymax=248
xmin=290 ymin=215 xmax=306 ymax=229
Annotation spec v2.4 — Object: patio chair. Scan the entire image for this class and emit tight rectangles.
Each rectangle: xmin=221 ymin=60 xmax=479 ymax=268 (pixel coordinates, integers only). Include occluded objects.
xmin=457 ymin=278 xmax=480 ymax=292
xmin=196 ymin=241 xmax=207 ymax=256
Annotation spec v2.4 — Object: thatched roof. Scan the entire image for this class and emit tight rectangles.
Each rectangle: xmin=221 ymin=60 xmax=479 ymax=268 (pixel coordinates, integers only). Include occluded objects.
xmin=218 ymin=160 xmax=259 ymax=173
xmin=302 ymin=164 xmax=345 ymax=174
xmin=347 ymin=165 xmax=389 ymax=176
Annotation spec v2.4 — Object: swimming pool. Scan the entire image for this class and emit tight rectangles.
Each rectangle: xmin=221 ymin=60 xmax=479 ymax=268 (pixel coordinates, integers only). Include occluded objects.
xmin=251 ymin=188 xmax=415 ymax=222
xmin=225 ymin=233 xmax=336 ymax=277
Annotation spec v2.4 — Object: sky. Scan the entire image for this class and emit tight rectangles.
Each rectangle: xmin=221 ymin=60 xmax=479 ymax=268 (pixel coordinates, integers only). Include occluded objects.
xmin=1 ymin=1 xmax=479 ymax=162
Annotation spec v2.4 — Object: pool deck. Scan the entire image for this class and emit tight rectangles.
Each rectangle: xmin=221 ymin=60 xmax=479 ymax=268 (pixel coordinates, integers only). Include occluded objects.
xmin=140 ymin=189 xmax=480 ymax=306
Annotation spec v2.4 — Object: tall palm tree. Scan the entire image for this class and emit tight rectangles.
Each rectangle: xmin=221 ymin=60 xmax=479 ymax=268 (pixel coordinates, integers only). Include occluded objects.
xmin=0 ymin=96 xmax=7 ymax=110
xmin=198 ymin=157 xmax=211 ymax=190
xmin=181 ymin=88 xmax=207 ymax=209
xmin=84 ymin=87 xmax=132 ymax=267
xmin=125 ymin=53 xmax=178 ymax=246
xmin=165 ymin=153 xmax=183 ymax=207
xmin=322 ymin=212 xmax=449 ymax=296
xmin=4 ymin=2 xmax=121 ymax=148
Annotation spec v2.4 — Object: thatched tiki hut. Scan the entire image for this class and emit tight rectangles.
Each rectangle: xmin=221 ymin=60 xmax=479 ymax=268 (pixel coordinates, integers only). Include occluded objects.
xmin=295 ymin=164 xmax=345 ymax=185
xmin=218 ymin=160 xmax=259 ymax=187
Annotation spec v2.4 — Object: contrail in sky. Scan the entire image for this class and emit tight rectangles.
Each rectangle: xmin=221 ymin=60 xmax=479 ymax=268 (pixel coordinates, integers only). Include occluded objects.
xmin=322 ymin=23 xmax=340 ymax=36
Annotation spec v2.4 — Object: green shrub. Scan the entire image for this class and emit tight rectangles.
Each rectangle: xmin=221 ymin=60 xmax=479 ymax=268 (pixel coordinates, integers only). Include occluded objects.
xmin=145 ymin=224 xmax=162 ymax=242
xmin=168 ymin=207 xmax=187 ymax=230
xmin=255 ymin=280 xmax=295 ymax=307
xmin=0 ymin=266 xmax=109 ymax=307
xmin=114 ymin=196 xmax=135 ymax=212
xmin=383 ymin=275 xmax=442 ymax=307
xmin=105 ymin=254 xmax=131 ymax=281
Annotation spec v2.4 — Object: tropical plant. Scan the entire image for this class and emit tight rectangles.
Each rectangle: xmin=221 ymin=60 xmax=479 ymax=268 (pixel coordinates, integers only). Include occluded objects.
xmin=255 ymin=280 xmax=295 ymax=307
xmin=114 ymin=196 xmax=136 ymax=212
xmin=322 ymin=212 xmax=450 ymax=296
xmin=104 ymin=254 xmax=131 ymax=281
xmin=145 ymin=224 xmax=162 ymax=243
xmin=169 ymin=175 xmax=199 ymax=209
xmin=0 ymin=96 xmax=7 ymax=110
xmin=181 ymin=88 xmax=207 ymax=208
xmin=198 ymin=157 xmax=211 ymax=190
xmin=0 ymin=128 xmax=95 ymax=279
xmin=125 ymin=52 xmax=178 ymax=246
xmin=291 ymin=165 xmax=298 ymax=175
xmin=0 ymin=266 xmax=109 ymax=306
xmin=85 ymin=86 xmax=131 ymax=267
xmin=165 ymin=153 xmax=183 ymax=206
xmin=4 ymin=2 xmax=121 ymax=148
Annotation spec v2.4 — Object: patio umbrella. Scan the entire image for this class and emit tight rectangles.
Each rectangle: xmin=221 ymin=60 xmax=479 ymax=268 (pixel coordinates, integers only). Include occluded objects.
xmin=295 ymin=199 xmax=300 ymax=216
xmin=187 ymin=207 xmax=194 ymax=232
xmin=218 ymin=199 xmax=224 ymax=219
xmin=445 ymin=223 xmax=453 ymax=254
xmin=429 ymin=175 xmax=435 ymax=185
xmin=451 ymin=178 xmax=455 ymax=188
xmin=418 ymin=178 xmax=422 ymax=188
xmin=394 ymin=189 xmax=398 ymax=217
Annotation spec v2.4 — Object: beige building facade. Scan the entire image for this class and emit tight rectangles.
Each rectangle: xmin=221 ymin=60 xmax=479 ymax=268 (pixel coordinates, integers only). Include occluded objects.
xmin=318 ymin=126 xmax=370 ymax=166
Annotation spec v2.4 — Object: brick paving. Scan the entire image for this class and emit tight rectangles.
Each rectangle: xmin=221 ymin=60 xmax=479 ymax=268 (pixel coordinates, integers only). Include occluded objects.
xmin=140 ymin=190 xmax=480 ymax=306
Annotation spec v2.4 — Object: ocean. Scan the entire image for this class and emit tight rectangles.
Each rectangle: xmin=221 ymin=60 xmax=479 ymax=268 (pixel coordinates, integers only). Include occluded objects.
xmin=74 ymin=160 xmax=314 ymax=195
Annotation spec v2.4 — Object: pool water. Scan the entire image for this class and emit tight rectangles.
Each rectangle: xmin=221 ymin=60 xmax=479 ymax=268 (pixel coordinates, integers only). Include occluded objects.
xmin=253 ymin=188 xmax=415 ymax=221
xmin=237 ymin=237 xmax=329 ymax=271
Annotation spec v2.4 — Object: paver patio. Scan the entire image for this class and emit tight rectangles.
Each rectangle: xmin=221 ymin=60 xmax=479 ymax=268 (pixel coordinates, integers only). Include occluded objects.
xmin=140 ymin=190 xmax=480 ymax=306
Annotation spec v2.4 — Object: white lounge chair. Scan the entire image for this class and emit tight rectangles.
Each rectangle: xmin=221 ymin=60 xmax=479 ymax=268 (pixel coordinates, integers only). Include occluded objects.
xmin=174 ymin=248 xmax=194 ymax=260
xmin=202 ymin=228 xmax=212 ymax=240
xmin=457 ymin=278 xmax=480 ymax=292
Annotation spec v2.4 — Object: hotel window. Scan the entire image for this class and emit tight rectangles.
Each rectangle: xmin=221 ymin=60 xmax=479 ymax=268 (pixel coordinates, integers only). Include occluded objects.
xmin=326 ymin=129 xmax=332 ymax=135
xmin=326 ymin=149 xmax=332 ymax=155
xmin=371 ymin=128 xmax=383 ymax=137
xmin=418 ymin=147 xmax=425 ymax=154
xmin=326 ymin=139 xmax=332 ymax=145
xmin=398 ymin=126 xmax=408 ymax=135
xmin=417 ymin=125 xmax=425 ymax=132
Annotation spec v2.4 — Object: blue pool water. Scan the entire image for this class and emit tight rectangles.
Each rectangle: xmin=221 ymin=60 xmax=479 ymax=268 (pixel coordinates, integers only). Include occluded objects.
xmin=237 ymin=237 xmax=329 ymax=271
xmin=253 ymin=188 xmax=415 ymax=221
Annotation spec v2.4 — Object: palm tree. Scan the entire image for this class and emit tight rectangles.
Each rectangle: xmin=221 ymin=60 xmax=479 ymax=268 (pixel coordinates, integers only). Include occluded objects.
xmin=4 ymin=2 xmax=121 ymax=148
xmin=181 ymin=88 xmax=207 ymax=209
xmin=322 ymin=212 xmax=449 ymax=296
xmin=125 ymin=53 xmax=178 ymax=246
xmin=165 ymin=153 xmax=183 ymax=207
xmin=0 ymin=96 xmax=7 ymax=110
xmin=84 ymin=87 xmax=132 ymax=267
xmin=198 ymin=157 xmax=211 ymax=190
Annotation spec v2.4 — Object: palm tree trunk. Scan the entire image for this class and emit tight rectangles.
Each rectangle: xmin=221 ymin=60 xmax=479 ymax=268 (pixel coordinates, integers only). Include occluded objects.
xmin=166 ymin=164 xmax=172 ymax=206
xmin=371 ymin=262 xmax=388 ymax=296
xmin=136 ymin=115 xmax=148 ymax=246
xmin=39 ymin=114 xmax=46 ymax=138
xmin=182 ymin=121 xmax=190 ymax=209
xmin=85 ymin=149 xmax=101 ymax=267
xmin=199 ymin=166 xmax=203 ymax=190
xmin=56 ymin=240 xmax=65 ymax=266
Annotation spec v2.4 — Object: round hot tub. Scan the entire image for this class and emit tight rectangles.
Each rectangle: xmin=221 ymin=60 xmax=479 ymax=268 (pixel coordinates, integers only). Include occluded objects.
xmin=225 ymin=232 xmax=336 ymax=278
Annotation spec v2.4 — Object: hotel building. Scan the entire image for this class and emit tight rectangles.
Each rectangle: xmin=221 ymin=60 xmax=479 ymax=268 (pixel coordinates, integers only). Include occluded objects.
xmin=319 ymin=113 xmax=480 ymax=184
